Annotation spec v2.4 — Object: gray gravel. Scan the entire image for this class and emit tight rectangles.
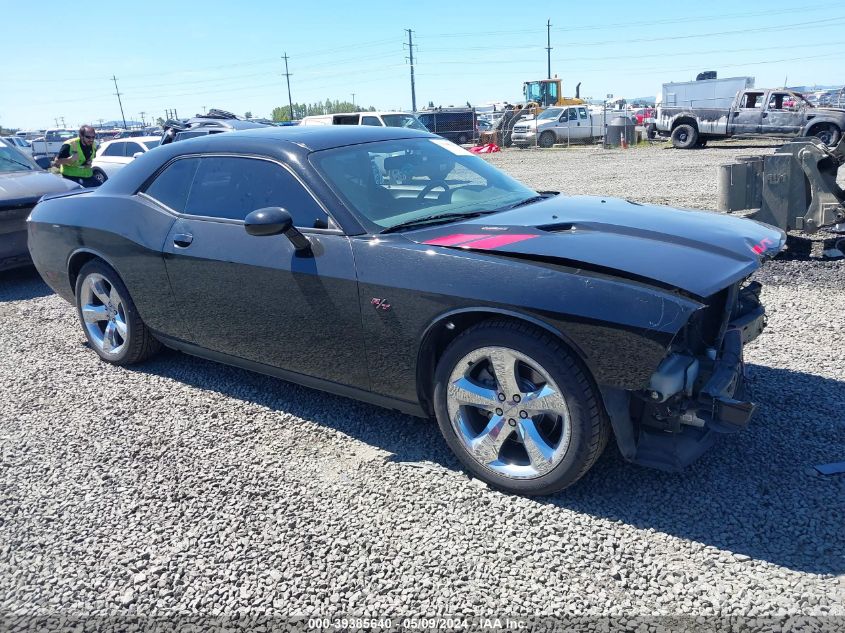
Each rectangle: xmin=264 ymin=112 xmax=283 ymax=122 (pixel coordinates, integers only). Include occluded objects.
xmin=1 ymin=141 xmax=844 ymax=630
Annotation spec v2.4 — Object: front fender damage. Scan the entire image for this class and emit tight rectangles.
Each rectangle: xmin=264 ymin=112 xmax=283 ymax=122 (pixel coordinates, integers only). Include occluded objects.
xmin=600 ymin=280 xmax=767 ymax=472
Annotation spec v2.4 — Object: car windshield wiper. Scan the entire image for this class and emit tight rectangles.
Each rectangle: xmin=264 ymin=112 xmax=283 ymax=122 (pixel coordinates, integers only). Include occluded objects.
xmin=0 ymin=155 xmax=33 ymax=170
xmin=498 ymin=194 xmax=546 ymax=211
xmin=381 ymin=210 xmax=497 ymax=234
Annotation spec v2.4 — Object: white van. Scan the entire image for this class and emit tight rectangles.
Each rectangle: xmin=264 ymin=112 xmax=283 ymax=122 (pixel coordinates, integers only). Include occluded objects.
xmin=300 ymin=111 xmax=428 ymax=131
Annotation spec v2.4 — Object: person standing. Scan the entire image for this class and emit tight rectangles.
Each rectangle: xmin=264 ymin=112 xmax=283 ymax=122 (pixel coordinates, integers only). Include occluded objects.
xmin=53 ymin=125 xmax=101 ymax=187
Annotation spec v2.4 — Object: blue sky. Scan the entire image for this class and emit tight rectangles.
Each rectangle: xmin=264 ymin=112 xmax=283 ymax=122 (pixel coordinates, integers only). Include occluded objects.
xmin=2 ymin=0 xmax=842 ymax=129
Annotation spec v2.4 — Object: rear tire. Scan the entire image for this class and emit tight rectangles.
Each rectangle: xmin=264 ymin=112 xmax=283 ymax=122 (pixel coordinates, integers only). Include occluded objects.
xmin=92 ymin=169 xmax=107 ymax=186
xmin=646 ymin=123 xmax=657 ymax=140
xmin=75 ymin=259 xmax=162 ymax=365
xmin=671 ymin=124 xmax=698 ymax=149
xmin=433 ymin=320 xmax=609 ymax=496
xmin=538 ymin=131 xmax=556 ymax=148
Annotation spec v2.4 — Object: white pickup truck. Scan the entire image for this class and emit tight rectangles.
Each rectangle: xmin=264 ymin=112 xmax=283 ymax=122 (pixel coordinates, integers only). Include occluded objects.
xmin=30 ymin=129 xmax=76 ymax=157
xmin=511 ymin=105 xmax=608 ymax=148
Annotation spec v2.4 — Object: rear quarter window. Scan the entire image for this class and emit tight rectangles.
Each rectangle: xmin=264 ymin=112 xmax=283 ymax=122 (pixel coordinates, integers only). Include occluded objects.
xmin=143 ymin=158 xmax=201 ymax=213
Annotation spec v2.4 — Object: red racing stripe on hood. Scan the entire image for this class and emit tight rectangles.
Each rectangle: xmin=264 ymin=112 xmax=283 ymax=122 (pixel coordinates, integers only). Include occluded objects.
xmin=459 ymin=234 xmax=540 ymax=249
xmin=422 ymin=233 xmax=488 ymax=246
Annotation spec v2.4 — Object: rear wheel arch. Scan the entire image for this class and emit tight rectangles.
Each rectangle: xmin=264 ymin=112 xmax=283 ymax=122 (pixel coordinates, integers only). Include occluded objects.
xmin=671 ymin=116 xmax=699 ymax=133
xmin=415 ymin=309 xmax=591 ymax=417
xmin=67 ymin=250 xmax=119 ymax=297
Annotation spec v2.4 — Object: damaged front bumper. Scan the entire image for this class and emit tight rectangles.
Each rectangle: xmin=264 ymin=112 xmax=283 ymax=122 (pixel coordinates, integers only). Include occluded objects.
xmin=607 ymin=281 xmax=767 ymax=472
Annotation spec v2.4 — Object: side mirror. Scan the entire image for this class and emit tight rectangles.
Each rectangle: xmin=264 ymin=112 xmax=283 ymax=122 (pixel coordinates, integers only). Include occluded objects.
xmin=244 ymin=207 xmax=310 ymax=251
xmin=132 ymin=152 xmax=144 ymax=159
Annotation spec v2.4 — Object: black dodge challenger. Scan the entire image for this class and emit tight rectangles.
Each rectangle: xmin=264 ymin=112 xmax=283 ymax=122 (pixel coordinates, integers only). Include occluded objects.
xmin=27 ymin=126 xmax=785 ymax=495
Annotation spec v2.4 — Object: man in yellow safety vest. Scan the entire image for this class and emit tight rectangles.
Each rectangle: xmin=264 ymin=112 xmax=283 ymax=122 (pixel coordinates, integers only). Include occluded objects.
xmin=53 ymin=125 xmax=101 ymax=187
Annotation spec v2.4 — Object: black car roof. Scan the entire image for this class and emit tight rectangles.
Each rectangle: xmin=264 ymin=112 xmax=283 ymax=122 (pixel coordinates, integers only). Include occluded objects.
xmin=95 ymin=124 xmax=441 ymax=197
xmin=229 ymin=124 xmax=437 ymax=151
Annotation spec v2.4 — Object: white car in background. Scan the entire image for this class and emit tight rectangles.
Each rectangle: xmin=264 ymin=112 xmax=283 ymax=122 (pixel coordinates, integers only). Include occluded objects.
xmin=91 ymin=136 xmax=161 ymax=184
xmin=2 ymin=136 xmax=33 ymax=156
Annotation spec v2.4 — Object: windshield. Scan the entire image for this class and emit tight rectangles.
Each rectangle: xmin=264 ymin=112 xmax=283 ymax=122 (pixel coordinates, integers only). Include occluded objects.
xmin=310 ymin=137 xmax=536 ymax=232
xmin=538 ymin=108 xmax=563 ymax=120
xmin=0 ymin=143 xmax=36 ymax=172
xmin=380 ymin=114 xmax=428 ymax=131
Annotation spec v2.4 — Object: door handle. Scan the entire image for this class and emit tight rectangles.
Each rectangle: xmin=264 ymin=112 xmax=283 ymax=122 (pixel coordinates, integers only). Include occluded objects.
xmin=173 ymin=233 xmax=193 ymax=248
xmin=762 ymin=112 xmax=768 ymax=117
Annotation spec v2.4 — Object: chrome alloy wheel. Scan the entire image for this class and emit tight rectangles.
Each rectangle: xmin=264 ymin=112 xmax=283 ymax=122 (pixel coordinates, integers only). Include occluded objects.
xmin=446 ymin=346 xmax=572 ymax=479
xmin=80 ymin=273 xmax=128 ymax=357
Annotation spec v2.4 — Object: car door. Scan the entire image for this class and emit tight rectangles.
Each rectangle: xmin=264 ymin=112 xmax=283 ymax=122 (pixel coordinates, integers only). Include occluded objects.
xmin=553 ymin=109 xmax=573 ymax=141
xmin=731 ymin=91 xmax=764 ymax=135
xmin=762 ymin=92 xmax=803 ymax=135
xmin=156 ymin=154 xmax=370 ymax=389
xmin=573 ymin=107 xmax=591 ymax=140
xmin=95 ymin=141 xmax=126 ymax=176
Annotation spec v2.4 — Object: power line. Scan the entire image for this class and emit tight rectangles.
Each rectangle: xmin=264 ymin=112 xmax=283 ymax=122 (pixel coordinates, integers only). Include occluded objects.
xmin=416 ymin=6 xmax=826 ymax=39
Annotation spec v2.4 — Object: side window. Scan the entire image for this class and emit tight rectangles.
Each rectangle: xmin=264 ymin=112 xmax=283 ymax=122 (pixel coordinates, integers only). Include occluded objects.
xmin=102 ymin=142 xmax=124 ymax=157
xmin=361 ymin=116 xmax=382 ymax=126
xmin=184 ymin=157 xmax=329 ymax=228
xmin=568 ymin=109 xmax=578 ymax=121
xmin=124 ymin=142 xmax=145 ymax=156
xmin=578 ymin=107 xmax=588 ymax=120
xmin=143 ymin=157 xmax=201 ymax=213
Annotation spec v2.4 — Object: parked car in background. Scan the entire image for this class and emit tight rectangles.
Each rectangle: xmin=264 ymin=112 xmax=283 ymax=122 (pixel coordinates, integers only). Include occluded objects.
xmin=417 ymin=107 xmax=477 ymax=145
xmin=632 ymin=107 xmax=655 ymax=126
xmin=160 ymin=109 xmax=272 ymax=145
xmin=28 ymin=125 xmax=784 ymax=495
xmin=656 ymin=77 xmax=845 ymax=148
xmin=2 ymin=136 xmax=33 ymax=156
xmin=511 ymin=106 xmax=604 ymax=147
xmin=300 ymin=111 xmax=427 ymax=130
xmin=0 ymin=139 xmax=80 ymax=271
xmin=91 ymin=136 xmax=161 ymax=184
xmin=30 ymin=129 xmax=76 ymax=158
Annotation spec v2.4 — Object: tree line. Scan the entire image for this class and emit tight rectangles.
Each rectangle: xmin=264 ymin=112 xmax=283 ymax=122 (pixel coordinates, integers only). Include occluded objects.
xmin=272 ymin=100 xmax=376 ymax=122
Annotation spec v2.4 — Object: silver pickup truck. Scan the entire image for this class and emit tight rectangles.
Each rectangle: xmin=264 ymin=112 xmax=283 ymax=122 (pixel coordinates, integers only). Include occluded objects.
xmin=656 ymin=88 xmax=845 ymax=149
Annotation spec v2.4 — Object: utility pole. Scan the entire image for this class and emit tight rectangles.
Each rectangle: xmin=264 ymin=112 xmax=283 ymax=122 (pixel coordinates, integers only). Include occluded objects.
xmin=546 ymin=19 xmax=552 ymax=79
xmin=60 ymin=116 xmax=66 ymax=128
xmin=282 ymin=53 xmax=294 ymax=120
xmin=202 ymin=106 xmax=207 ymax=114
xmin=97 ymin=118 xmax=104 ymax=129
xmin=54 ymin=117 xmax=60 ymax=127
xmin=351 ymin=93 xmax=356 ymax=109
xmin=111 ymin=75 xmax=127 ymax=129
xmin=139 ymin=112 xmax=146 ymax=127
xmin=404 ymin=29 xmax=417 ymax=112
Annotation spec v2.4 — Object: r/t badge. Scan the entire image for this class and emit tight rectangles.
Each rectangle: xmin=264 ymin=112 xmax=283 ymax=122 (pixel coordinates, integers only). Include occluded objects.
xmin=371 ymin=297 xmax=391 ymax=311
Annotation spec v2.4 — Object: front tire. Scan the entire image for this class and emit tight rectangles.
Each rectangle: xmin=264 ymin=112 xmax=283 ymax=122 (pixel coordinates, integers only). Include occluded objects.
xmin=811 ymin=124 xmax=841 ymax=147
xmin=75 ymin=260 xmax=161 ymax=365
xmin=671 ymin=123 xmax=698 ymax=149
xmin=538 ymin=131 xmax=556 ymax=148
xmin=92 ymin=168 xmax=107 ymax=186
xmin=433 ymin=320 xmax=609 ymax=496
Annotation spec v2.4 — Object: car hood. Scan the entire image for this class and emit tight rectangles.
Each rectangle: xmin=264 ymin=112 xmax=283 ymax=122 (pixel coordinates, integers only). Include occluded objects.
xmin=0 ymin=170 xmax=80 ymax=205
xmin=409 ymin=195 xmax=785 ymax=297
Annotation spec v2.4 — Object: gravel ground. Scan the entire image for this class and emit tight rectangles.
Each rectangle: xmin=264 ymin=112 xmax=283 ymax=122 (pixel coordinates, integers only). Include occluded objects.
xmin=1 ymin=141 xmax=844 ymax=631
